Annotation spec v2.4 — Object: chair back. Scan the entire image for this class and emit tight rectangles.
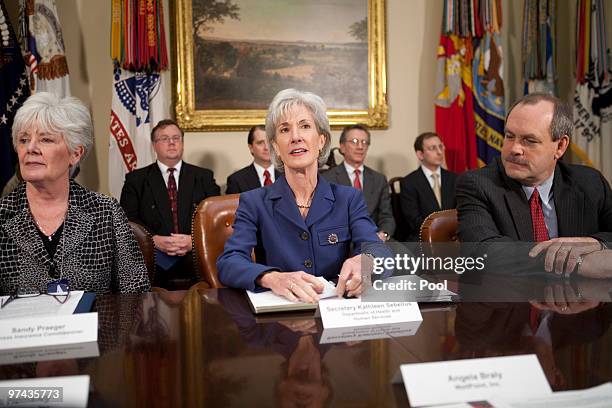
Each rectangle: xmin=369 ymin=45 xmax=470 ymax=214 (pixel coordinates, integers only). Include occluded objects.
xmin=192 ymin=194 xmax=240 ymax=288
xmin=419 ymin=209 xmax=459 ymax=257
xmin=388 ymin=176 xmax=409 ymax=241
xmin=419 ymin=209 xmax=459 ymax=243
xmin=128 ymin=221 xmax=156 ymax=285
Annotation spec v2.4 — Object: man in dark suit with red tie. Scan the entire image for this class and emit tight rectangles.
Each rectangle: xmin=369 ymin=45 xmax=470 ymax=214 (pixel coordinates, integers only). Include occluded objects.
xmin=226 ymin=125 xmax=279 ymax=194
xmin=322 ymin=124 xmax=395 ymax=241
xmin=400 ymin=132 xmax=457 ymax=241
xmin=456 ymin=93 xmax=612 ymax=276
xmin=120 ymin=119 xmax=220 ymax=287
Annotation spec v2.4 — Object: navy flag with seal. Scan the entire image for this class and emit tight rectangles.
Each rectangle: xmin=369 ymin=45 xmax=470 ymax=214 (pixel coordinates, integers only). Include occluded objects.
xmin=0 ymin=0 xmax=30 ymax=192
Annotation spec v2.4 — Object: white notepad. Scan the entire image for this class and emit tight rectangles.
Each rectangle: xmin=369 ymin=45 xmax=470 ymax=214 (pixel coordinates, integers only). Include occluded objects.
xmin=246 ymin=276 xmax=338 ymax=314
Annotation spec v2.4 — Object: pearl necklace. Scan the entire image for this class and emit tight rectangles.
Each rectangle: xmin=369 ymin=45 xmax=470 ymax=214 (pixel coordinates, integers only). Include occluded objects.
xmin=296 ymin=190 xmax=315 ymax=209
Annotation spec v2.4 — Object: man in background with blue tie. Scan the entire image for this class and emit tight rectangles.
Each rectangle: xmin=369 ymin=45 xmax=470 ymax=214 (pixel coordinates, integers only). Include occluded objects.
xmin=120 ymin=119 xmax=220 ymax=287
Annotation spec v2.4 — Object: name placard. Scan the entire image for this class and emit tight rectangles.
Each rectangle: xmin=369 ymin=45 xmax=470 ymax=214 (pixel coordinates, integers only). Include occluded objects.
xmin=318 ymin=299 xmax=422 ymax=329
xmin=396 ymin=355 xmax=552 ymax=407
xmin=0 ymin=313 xmax=98 ymax=351
xmin=320 ymin=320 xmax=421 ymax=344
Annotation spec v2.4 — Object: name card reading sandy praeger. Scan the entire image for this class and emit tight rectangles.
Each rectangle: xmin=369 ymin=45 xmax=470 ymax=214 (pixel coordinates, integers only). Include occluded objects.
xmin=0 ymin=313 xmax=98 ymax=350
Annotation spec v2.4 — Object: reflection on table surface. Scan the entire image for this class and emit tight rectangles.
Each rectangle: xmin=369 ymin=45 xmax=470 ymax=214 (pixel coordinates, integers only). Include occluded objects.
xmin=0 ymin=289 xmax=610 ymax=407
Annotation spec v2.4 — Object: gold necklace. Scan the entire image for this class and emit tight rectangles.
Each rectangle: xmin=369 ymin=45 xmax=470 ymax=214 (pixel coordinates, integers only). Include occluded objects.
xmin=296 ymin=190 xmax=315 ymax=209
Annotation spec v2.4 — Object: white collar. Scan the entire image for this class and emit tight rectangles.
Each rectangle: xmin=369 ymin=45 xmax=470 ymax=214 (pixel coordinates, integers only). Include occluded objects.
xmin=421 ymin=164 xmax=441 ymax=179
xmin=157 ymin=160 xmax=183 ymax=174
xmin=344 ymin=161 xmax=364 ymax=175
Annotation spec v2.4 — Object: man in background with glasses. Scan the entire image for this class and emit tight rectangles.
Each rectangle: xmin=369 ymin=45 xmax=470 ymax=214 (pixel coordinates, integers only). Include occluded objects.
xmin=400 ymin=132 xmax=457 ymax=241
xmin=120 ymin=119 xmax=220 ymax=288
xmin=322 ymin=124 xmax=395 ymax=242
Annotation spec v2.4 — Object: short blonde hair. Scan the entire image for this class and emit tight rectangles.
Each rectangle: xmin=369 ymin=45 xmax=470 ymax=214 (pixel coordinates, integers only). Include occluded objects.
xmin=265 ymin=89 xmax=331 ymax=170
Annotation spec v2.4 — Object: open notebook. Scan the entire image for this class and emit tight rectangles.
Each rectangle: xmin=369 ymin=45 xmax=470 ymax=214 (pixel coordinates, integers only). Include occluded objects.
xmin=246 ymin=277 xmax=338 ymax=314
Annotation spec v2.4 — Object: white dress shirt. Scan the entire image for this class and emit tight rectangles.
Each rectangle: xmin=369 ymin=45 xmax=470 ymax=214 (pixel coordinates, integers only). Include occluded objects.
xmin=420 ymin=164 xmax=442 ymax=190
xmin=521 ymin=171 xmax=558 ymax=239
xmin=157 ymin=160 xmax=183 ymax=190
xmin=253 ymin=162 xmax=276 ymax=186
xmin=344 ymin=162 xmax=365 ymax=187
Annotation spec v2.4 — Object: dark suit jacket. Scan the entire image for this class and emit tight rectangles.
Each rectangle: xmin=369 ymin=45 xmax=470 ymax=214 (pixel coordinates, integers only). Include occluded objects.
xmin=120 ymin=162 xmax=220 ymax=235
xmin=226 ymin=164 xmax=279 ymax=194
xmin=321 ymin=163 xmax=395 ymax=236
xmin=456 ymin=157 xmax=612 ymax=243
xmin=217 ymin=175 xmax=387 ymax=291
xmin=400 ymin=167 xmax=457 ymax=241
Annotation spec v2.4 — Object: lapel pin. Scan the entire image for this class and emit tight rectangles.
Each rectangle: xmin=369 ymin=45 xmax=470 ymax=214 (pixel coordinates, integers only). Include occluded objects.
xmin=327 ymin=233 xmax=338 ymax=244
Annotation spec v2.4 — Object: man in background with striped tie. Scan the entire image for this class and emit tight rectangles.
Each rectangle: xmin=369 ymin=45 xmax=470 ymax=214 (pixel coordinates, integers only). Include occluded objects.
xmin=456 ymin=93 xmax=612 ymax=279
xmin=120 ymin=119 xmax=220 ymax=288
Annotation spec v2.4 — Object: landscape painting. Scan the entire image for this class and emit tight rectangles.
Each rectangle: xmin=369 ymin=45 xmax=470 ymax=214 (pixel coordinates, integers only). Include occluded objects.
xmin=194 ymin=0 xmax=368 ymax=110
xmin=175 ymin=0 xmax=388 ymax=130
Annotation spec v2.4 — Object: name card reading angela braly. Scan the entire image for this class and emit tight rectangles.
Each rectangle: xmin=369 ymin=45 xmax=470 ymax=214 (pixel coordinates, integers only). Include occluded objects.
xmin=318 ymin=299 xmax=422 ymax=329
xmin=397 ymin=354 xmax=552 ymax=407
xmin=0 ymin=313 xmax=98 ymax=351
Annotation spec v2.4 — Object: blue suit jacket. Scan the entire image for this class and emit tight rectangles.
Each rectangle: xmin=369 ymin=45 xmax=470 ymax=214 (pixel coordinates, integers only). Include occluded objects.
xmin=217 ymin=175 xmax=382 ymax=291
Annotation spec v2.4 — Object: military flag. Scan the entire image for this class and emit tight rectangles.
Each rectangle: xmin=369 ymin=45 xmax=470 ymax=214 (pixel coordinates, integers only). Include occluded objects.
xmin=108 ymin=0 xmax=169 ymax=198
xmin=572 ymin=0 xmax=612 ymax=182
xmin=0 ymin=0 xmax=30 ymax=192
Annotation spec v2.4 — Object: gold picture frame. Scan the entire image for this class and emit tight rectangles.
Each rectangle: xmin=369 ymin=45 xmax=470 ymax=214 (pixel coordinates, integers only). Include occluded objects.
xmin=173 ymin=0 xmax=387 ymax=131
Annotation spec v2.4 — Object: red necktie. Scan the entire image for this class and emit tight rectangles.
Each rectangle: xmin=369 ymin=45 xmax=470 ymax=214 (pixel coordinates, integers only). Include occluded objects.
xmin=529 ymin=188 xmax=549 ymax=333
xmin=167 ymin=168 xmax=179 ymax=234
xmin=353 ymin=169 xmax=362 ymax=190
xmin=263 ymin=169 xmax=273 ymax=186
xmin=530 ymin=188 xmax=549 ymax=242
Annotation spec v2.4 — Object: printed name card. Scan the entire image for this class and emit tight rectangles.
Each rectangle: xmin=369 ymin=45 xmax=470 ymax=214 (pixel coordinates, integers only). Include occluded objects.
xmin=397 ymin=355 xmax=552 ymax=407
xmin=0 ymin=313 xmax=98 ymax=351
xmin=318 ymin=298 xmax=422 ymax=329
xmin=319 ymin=320 xmax=421 ymax=344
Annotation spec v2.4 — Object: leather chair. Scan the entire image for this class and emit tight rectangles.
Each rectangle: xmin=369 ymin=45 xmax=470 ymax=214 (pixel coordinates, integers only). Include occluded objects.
xmin=419 ymin=209 xmax=459 ymax=257
xmin=419 ymin=209 xmax=459 ymax=243
xmin=192 ymin=194 xmax=241 ymax=288
xmin=128 ymin=221 xmax=156 ymax=286
xmin=388 ymin=176 xmax=409 ymax=241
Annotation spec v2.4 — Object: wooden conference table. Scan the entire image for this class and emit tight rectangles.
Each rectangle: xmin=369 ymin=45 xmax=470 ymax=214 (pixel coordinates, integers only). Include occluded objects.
xmin=0 ymin=288 xmax=610 ymax=407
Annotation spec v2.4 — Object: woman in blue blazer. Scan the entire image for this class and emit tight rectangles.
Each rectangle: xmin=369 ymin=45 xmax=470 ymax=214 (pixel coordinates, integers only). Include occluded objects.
xmin=217 ymin=89 xmax=383 ymax=302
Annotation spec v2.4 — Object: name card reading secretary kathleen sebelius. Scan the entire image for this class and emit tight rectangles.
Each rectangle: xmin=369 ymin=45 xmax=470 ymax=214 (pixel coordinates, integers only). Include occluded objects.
xmin=0 ymin=313 xmax=98 ymax=351
xmin=396 ymin=355 xmax=552 ymax=407
xmin=318 ymin=298 xmax=422 ymax=329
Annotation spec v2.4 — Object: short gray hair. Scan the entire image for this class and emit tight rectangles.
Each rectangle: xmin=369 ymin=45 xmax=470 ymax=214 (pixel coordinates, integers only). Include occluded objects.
xmin=506 ymin=93 xmax=573 ymax=142
xmin=265 ymin=89 xmax=331 ymax=170
xmin=12 ymin=92 xmax=93 ymax=161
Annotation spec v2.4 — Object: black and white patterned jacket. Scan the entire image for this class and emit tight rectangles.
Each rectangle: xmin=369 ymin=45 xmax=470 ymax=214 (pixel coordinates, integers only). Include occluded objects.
xmin=0 ymin=180 xmax=151 ymax=295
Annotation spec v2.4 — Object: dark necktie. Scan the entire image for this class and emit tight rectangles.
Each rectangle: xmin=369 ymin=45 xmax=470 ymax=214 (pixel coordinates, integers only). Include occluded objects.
xmin=353 ymin=169 xmax=362 ymax=190
xmin=263 ymin=169 xmax=273 ymax=186
xmin=167 ymin=168 xmax=179 ymax=234
xmin=530 ymin=188 xmax=549 ymax=242
xmin=529 ymin=187 xmax=549 ymax=333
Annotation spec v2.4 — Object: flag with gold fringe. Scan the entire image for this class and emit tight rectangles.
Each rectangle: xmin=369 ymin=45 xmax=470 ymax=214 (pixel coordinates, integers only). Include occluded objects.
xmin=108 ymin=0 xmax=169 ymax=198
xmin=20 ymin=0 xmax=70 ymax=97
xmin=435 ymin=0 xmax=504 ymax=172
xmin=0 ymin=0 xmax=30 ymax=192
xmin=522 ymin=0 xmax=556 ymax=94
